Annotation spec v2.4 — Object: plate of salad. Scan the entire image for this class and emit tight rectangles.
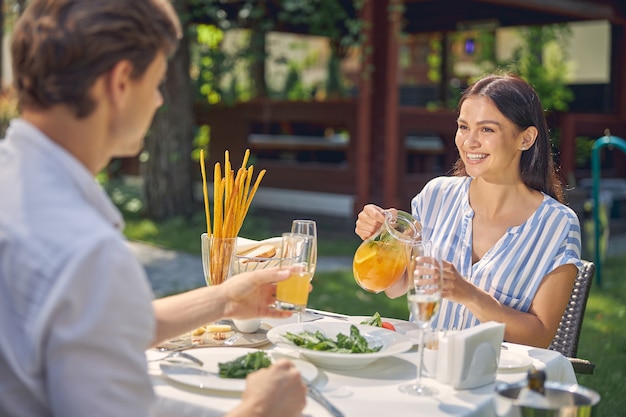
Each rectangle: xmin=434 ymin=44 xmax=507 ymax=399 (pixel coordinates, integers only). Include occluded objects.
xmin=157 ymin=347 xmax=318 ymax=392
xmin=267 ymin=322 xmax=413 ymax=370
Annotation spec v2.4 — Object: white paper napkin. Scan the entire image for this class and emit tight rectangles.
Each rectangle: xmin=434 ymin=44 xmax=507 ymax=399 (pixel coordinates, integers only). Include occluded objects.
xmin=442 ymin=321 xmax=505 ymax=389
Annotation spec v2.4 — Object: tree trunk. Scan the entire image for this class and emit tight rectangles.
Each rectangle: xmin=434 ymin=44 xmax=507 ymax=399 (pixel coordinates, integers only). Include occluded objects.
xmin=249 ymin=28 xmax=267 ymax=98
xmin=0 ymin=0 xmax=4 ymax=90
xmin=141 ymin=22 xmax=195 ymax=220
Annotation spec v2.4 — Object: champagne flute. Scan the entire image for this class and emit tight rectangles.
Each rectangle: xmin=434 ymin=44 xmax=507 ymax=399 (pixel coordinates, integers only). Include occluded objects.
xmin=291 ymin=220 xmax=317 ymax=322
xmin=275 ymin=232 xmax=315 ymax=323
xmin=290 ymin=220 xmax=317 ymax=275
xmin=399 ymin=241 xmax=443 ymax=396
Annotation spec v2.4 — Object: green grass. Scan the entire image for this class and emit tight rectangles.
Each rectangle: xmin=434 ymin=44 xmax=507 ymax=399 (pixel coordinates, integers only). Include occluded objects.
xmin=575 ymin=255 xmax=626 ymax=417
xmin=107 ymin=180 xmax=624 ymax=416
xmin=307 ymin=270 xmax=409 ymax=319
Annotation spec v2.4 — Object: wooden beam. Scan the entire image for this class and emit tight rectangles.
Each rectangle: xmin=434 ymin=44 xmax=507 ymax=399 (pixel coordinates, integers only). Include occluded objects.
xmin=381 ymin=0 xmax=402 ymax=209
xmin=354 ymin=0 xmax=374 ymax=215
xmin=476 ymin=0 xmax=621 ymax=22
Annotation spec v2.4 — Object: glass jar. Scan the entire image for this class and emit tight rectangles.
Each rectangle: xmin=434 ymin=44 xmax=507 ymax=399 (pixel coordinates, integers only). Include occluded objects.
xmin=353 ymin=210 xmax=422 ymax=293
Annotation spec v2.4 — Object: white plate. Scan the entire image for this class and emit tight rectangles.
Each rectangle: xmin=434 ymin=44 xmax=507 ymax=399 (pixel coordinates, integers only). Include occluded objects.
xmin=159 ymin=347 xmax=318 ymax=392
xmin=498 ymin=350 xmax=534 ymax=372
xmin=267 ymin=322 xmax=414 ymax=370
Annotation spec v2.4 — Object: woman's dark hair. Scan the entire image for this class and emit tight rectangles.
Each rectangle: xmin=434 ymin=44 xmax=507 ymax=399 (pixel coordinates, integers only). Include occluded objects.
xmin=11 ymin=0 xmax=181 ymax=119
xmin=452 ymin=73 xmax=564 ymax=203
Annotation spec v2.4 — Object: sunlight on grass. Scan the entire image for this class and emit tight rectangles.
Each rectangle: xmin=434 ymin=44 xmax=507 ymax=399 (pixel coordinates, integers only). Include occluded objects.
xmin=575 ymin=255 xmax=626 ymax=417
xmin=308 ymin=270 xmax=409 ymax=320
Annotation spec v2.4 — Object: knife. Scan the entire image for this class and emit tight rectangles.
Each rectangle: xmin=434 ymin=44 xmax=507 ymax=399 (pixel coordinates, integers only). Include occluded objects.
xmin=305 ymin=381 xmax=345 ymax=417
xmin=304 ymin=308 xmax=349 ymax=321
xmin=159 ymin=363 xmax=217 ymax=377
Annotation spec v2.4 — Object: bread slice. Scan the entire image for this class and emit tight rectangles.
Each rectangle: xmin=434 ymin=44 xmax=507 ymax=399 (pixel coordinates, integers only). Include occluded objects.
xmin=241 ymin=244 xmax=277 ymax=262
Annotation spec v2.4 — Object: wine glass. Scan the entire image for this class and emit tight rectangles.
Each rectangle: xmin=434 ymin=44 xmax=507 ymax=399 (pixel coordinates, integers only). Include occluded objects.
xmin=290 ymin=220 xmax=317 ymax=322
xmin=290 ymin=220 xmax=317 ymax=275
xmin=275 ymin=232 xmax=315 ymax=323
xmin=399 ymin=240 xmax=443 ymax=396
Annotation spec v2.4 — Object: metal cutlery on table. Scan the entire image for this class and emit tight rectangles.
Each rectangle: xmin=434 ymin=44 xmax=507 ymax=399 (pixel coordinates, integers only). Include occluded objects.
xmin=305 ymin=381 xmax=345 ymax=417
xmin=148 ymin=349 xmax=204 ymax=366
xmin=304 ymin=308 xmax=349 ymax=321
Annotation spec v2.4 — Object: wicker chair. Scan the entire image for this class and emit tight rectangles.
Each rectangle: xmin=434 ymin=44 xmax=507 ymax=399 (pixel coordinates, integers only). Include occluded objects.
xmin=548 ymin=260 xmax=596 ymax=374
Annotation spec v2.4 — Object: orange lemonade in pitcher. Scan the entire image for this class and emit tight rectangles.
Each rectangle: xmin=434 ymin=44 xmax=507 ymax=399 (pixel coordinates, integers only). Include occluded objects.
xmin=353 ymin=240 xmax=408 ymax=293
xmin=353 ymin=210 xmax=421 ymax=293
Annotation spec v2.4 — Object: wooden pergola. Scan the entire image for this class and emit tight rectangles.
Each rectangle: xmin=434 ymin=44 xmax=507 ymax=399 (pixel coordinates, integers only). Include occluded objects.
xmin=195 ymin=0 xmax=626 ymax=216
xmin=355 ymin=0 xmax=626 ymax=212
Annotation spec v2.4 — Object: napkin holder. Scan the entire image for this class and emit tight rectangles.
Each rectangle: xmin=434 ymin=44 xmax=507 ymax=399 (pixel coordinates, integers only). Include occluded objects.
xmin=438 ymin=321 xmax=505 ymax=390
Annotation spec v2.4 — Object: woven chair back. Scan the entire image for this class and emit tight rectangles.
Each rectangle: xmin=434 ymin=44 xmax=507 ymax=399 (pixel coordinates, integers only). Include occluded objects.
xmin=549 ymin=260 xmax=595 ymax=358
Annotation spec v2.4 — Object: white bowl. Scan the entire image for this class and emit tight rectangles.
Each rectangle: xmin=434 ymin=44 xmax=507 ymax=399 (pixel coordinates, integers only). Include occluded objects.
xmin=232 ymin=318 xmax=262 ymax=333
xmin=266 ymin=322 xmax=413 ymax=370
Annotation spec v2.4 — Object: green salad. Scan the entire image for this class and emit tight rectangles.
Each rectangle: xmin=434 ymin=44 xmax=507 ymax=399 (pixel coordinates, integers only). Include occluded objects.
xmin=360 ymin=312 xmax=383 ymax=327
xmin=218 ymin=351 xmax=271 ymax=378
xmin=283 ymin=324 xmax=382 ymax=353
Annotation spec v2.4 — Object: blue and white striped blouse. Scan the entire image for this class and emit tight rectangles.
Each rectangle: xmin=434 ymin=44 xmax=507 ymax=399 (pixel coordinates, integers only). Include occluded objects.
xmin=411 ymin=176 xmax=583 ymax=331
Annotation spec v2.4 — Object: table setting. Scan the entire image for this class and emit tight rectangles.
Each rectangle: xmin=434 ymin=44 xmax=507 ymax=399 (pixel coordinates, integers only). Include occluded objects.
xmin=147 ymin=311 xmax=579 ymax=417
xmin=148 ymin=151 xmax=591 ymax=417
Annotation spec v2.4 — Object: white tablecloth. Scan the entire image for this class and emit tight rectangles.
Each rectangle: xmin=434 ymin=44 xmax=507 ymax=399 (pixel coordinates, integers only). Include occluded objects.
xmin=148 ymin=316 xmax=577 ymax=417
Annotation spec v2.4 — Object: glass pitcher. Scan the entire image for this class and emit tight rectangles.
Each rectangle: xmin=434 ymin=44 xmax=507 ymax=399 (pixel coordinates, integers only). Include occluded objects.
xmin=353 ymin=210 xmax=422 ymax=293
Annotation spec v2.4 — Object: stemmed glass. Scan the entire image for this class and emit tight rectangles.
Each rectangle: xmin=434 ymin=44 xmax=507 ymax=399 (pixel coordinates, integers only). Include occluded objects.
xmin=290 ymin=220 xmax=317 ymax=322
xmin=291 ymin=220 xmax=317 ymax=275
xmin=275 ymin=232 xmax=315 ymax=323
xmin=399 ymin=241 xmax=443 ymax=396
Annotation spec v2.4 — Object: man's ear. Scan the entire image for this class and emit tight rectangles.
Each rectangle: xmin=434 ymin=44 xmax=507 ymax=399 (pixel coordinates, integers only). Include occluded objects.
xmin=105 ymin=60 xmax=134 ymax=109
xmin=520 ymin=126 xmax=538 ymax=151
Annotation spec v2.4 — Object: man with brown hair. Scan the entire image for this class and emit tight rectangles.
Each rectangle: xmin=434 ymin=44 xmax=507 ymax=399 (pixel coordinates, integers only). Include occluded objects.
xmin=0 ymin=1 xmax=306 ymax=416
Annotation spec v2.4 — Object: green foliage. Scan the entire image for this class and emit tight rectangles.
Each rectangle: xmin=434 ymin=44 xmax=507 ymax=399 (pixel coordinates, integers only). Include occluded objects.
xmin=0 ymin=90 xmax=19 ymax=138
xmin=193 ymin=24 xmax=247 ymax=105
xmin=512 ymin=25 xmax=573 ymax=111
xmin=470 ymin=24 xmax=574 ymax=113
xmin=574 ymin=136 xmax=595 ymax=167
xmin=278 ymin=0 xmax=365 ymax=52
xmin=281 ymin=64 xmax=309 ymax=100
xmin=189 ymin=0 xmax=364 ymax=104
xmin=427 ymin=36 xmax=442 ymax=84
xmin=191 ymin=124 xmax=211 ymax=162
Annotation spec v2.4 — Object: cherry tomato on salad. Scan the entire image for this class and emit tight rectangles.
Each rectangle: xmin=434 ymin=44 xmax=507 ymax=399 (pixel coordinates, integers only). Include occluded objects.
xmin=381 ymin=321 xmax=396 ymax=331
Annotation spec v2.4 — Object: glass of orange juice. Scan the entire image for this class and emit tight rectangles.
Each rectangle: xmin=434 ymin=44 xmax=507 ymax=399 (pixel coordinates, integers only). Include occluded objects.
xmin=275 ymin=232 xmax=315 ymax=315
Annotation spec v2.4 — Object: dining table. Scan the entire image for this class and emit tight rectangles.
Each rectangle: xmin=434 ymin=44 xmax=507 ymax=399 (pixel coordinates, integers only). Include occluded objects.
xmin=147 ymin=312 xmax=577 ymax=417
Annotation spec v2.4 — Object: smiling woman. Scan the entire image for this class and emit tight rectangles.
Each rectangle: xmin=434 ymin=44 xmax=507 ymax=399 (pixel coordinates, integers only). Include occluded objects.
xmin=355 ymin=73 xmax=582 ymax=349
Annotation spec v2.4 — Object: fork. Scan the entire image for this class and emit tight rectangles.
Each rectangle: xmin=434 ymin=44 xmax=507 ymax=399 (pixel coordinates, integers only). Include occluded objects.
xmin=148 ymin=350 xmax=204 ymax=366
xmin=222 ymin=332 xmax=243 ymax=346
xmin=305 ymin=381 xmax=345 ymax=417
